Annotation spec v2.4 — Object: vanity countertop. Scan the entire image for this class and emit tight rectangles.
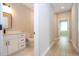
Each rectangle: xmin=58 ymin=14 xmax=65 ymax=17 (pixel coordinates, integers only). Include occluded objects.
xmin=5 ymin=31 xmax=24 ymax=35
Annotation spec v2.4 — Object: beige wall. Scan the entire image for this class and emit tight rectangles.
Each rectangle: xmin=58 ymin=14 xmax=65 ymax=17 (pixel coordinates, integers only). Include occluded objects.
xmin=52 ymin=13 xmax=58 ymax=41
xmin=71 ymin=4 xmax=78 ymax=46
xmin=7 ymin=3 xmax=34 ymax=38
xmin=57 ymin=12 xmax=71 ymax=21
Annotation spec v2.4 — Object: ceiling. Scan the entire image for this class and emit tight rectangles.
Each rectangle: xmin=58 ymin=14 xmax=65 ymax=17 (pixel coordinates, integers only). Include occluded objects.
xmin=51 ymin=3 xmax=73 ymax=13
xmin=23 ymin=3 xmax=34 ymax=10
xmin=23 ymin=3 xmax=72 ymax=13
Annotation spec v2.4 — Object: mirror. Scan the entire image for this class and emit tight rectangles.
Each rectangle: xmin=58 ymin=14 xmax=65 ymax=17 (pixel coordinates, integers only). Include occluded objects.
xmin=3 ymin=12 xmax=12 ymax=29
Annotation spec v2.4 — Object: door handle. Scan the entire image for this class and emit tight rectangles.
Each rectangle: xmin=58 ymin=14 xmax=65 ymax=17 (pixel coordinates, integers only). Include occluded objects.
xmin=6 ymin=41 xmax=10 ymax=46
xmin=6 ymin=41 xmax=8 ymax=46
xmin=7 ymin=41 xmax=10 ymax=45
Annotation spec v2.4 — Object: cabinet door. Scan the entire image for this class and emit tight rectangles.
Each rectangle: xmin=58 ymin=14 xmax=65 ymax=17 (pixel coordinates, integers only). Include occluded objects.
xmin=7 ymin=35 xmax=18 ymax=55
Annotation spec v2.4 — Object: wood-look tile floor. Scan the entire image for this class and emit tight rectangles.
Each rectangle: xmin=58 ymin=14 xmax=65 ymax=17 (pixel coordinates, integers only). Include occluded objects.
xmin=46 ymin=36 xmax=79 ymax=56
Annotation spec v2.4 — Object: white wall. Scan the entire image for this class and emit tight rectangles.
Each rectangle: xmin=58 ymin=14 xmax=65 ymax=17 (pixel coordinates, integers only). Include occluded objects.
xmin=0 ymin=3 xmax=3 ymax=56
xmin=50 ymin=9 xmax=54 ymax=43
xmin=0 ymin=3 xmax=2 ymax=56
xmin=34 ymin=3 xmax=53 ymax=56
xmin=77 ymin=4 xmax=79 ymax=49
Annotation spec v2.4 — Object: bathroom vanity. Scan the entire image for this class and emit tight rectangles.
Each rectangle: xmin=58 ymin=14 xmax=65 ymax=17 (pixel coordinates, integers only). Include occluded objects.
xmin=2 ymin=9 xmax=26 ymax=55
xmin=5 ymin=31 xmax=26 ymax=55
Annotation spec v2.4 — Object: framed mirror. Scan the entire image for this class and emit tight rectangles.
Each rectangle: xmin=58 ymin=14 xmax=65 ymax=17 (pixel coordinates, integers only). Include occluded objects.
xmin=3 ymin=12 xmax=12 ymax=29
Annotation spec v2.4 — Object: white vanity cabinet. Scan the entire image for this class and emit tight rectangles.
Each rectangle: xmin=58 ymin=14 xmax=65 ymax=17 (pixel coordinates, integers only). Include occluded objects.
xmin=5 ymin=32 xmax=26 ymax=55
xmin=18 ymin=34 xmax=26 ymax=50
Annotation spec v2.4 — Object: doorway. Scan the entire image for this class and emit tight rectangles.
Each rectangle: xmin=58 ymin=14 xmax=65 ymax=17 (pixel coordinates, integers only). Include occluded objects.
xmin=58 ymin=20 xmax=69 ymax=47
xmin=0 ymin=3 xmax=34 ymax=56
xmin=59 ymin=20 xmax=69 ymax=37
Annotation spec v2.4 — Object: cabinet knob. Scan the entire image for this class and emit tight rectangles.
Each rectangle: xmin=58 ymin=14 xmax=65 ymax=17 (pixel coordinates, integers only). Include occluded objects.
xmin=21 ymin=45 xmax=24 ymax=47
xmin=21 ymin=39 xmax=24 ymax=41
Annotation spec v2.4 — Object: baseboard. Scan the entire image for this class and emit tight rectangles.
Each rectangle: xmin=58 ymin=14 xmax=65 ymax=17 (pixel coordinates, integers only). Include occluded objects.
xmin=70 ymin=40 xmax=79 ymax=54
xmin=41 ymin=40 xmax=56 ymax=56
xmin=41 ymin=45 xmax=50 ymax=56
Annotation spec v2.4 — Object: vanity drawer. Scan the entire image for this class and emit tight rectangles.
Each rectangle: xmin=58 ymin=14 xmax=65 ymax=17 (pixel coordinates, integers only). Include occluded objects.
xmin=6 ymin=34 xmax=19 ymax=39
xmin=19 ymin=40 xmax=26 ymax=45
xmin=19 ymin=43 xmax=26 ymax=49
xmin=19 ymin=38 xmax=25 ymax=42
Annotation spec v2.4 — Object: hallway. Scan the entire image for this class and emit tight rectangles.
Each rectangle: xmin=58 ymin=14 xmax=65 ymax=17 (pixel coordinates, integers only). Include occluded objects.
xmin=46 ymin=36 xmax=79 ymax=56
